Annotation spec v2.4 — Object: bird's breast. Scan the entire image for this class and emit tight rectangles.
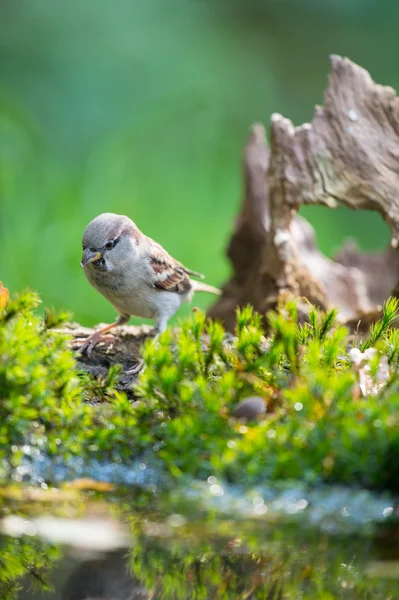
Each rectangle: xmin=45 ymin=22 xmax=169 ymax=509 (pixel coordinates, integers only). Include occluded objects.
xmin=84 ymin=266 xmax=159 ymax=319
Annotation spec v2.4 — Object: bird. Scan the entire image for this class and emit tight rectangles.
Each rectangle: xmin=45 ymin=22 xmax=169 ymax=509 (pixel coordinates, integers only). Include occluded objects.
xmin=76 ymin=212 xmax=221 ymax=369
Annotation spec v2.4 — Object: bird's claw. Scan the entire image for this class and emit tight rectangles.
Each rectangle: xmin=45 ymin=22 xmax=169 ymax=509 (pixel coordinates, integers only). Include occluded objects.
xmin=71 ymin=332 xmax=115 ymax=358
xmin=125 ymin=359 xmax=145 ymax=376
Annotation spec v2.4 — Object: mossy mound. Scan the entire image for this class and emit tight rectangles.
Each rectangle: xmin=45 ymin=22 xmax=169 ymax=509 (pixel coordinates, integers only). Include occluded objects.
xmin=2 ymin=290 xmax=399 ymax=491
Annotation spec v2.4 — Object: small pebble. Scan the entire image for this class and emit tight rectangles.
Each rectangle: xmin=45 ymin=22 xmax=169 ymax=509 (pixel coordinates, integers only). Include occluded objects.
xmin=233 ymin=396 xmax=267 ymax=419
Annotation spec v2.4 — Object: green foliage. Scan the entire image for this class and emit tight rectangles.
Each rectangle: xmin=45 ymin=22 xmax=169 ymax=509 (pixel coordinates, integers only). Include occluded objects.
xmin=0 ymin=290 xmax=82 ymax=468
xmin=134 ymin=306 xmax=274 ymax=478
xmin=136 ymin=298 xmax=399 ymax=489
xmin=0 ymin=290 xmax=144 ymax=471
xmin=361 ymin=297 xmax=399 ymax=351
xmin=2 ymin=288 xmax=399 ymax=493
xmin=300 ymin=305 xmax=338 ymax=343
xmin=137 ymin=306 xmax=271 ymax=410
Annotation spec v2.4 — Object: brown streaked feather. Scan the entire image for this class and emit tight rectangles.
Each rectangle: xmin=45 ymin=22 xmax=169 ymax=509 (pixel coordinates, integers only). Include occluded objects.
xmin=149 ymin=242 xmax=194 ymax=294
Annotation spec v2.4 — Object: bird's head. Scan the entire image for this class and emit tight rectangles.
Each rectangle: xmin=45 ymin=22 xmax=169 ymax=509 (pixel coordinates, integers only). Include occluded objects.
xmin=81 ymin=213 xmax=141 ymax=272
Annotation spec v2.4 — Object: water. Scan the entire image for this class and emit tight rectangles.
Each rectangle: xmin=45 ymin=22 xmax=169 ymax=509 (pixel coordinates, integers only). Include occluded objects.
xmin=1 ymin=473 xmax=399 ymax=599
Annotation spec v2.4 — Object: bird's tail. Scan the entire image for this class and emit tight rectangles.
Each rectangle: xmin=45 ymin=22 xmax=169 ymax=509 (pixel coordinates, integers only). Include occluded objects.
xmin=191 ymin=280 xmax=222 ymax=296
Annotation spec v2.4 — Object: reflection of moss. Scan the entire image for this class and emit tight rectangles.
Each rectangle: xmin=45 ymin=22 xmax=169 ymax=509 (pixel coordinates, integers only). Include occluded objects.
xmin=1 ymin=488 xmax=398 ymax=600
xmin=2 ymin=291 xmax=399 ymax=491
xmin=0 ymin=536 xmax=60 ymax=600
xmin=126 ymin=504 xmax=399 ymax=599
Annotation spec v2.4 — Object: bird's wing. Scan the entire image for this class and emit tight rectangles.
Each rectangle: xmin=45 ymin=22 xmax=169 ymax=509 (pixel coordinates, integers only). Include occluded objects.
xmin=147 ymin=241 xmax=194 ymax=294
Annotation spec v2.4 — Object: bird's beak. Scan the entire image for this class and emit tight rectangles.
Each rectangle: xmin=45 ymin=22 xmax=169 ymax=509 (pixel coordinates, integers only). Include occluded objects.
xmin=81 ymin=249 xmax=102 ymax=267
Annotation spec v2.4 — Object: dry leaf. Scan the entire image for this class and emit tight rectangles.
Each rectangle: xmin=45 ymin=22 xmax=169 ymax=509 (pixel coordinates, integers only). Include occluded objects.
xmin=0 ymin=282 xmax=9 ymax=310
xmin=65 ymin=478 xmax=114 ymax=492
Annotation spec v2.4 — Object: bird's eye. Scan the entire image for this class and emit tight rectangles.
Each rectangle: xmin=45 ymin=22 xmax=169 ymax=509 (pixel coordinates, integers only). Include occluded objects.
xmin=104 ymin=237 xmax=120 ymax=251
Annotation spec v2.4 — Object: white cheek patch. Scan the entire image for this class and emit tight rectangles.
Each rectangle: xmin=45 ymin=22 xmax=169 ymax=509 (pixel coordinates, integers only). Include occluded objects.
xmin=104 ymin=256 xmax=113 ymax=272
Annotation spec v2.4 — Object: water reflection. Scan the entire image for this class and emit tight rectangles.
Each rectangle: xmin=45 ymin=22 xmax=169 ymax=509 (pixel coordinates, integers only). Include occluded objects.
xmin=62 ymin=551 xmax=148 ymax=600
xmin=1 ymin=484 xmax=399 ymax=599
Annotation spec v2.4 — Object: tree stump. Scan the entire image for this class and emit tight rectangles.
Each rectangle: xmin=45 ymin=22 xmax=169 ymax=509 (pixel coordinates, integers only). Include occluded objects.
xmin=208 ymin=56 xmax=399 ymax=330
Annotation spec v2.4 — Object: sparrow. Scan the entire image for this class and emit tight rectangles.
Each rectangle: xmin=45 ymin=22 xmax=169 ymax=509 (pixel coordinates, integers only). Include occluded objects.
xmin=76 ymin=213 xmax=221 ymax=366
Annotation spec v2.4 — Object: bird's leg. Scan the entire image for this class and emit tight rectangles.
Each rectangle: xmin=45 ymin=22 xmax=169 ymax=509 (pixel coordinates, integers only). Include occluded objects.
xmin=124 ymin=319 xmax=165 ymax=376
xmin=155 ymin=316 xmax=168 ymax=337
xmin=124 ymin=359 xmax=145 ymax=376
xmin=72 ymin=314 xmax=130 ymax=358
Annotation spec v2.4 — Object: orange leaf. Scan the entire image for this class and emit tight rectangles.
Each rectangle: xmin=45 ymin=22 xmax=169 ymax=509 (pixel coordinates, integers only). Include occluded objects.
xmin=65 ymin=478 xmax=114 ymax=492
xmin=0 ymin=282 xmax=9 ymax=310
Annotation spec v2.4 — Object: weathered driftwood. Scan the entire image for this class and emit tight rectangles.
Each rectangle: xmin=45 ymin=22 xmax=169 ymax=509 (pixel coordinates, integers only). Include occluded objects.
xmin=208 ymin=56 xmax=399 ymax=330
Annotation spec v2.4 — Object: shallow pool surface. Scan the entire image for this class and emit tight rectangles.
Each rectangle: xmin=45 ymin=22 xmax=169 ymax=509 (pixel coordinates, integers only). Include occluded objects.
xmin=1 ymin=477 xmax=399 ymax=599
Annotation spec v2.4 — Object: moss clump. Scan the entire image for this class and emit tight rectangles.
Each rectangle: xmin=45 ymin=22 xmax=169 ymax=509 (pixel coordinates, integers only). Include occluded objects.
xmin=0 ymin=291 xmax=145 ymax=473
xmin=0 ymin=291 xmax=81 ymax=468
xmin=135 ymin=298 xmax=399 ymax=489
xmin=1 ymin=289 xmax=399 ymax=491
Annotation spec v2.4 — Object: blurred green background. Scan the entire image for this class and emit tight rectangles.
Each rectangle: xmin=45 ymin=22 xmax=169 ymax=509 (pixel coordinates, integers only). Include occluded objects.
xmin=0 ymin=0 xmax=397 ymax=326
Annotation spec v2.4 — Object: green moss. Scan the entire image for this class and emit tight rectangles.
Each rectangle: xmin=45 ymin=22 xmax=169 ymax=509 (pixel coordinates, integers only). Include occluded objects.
xmin=135 ymin=298 xmax=399 ymax=489
xmin=1 ymin=289 xmax=399 ymax=491
xmin=0 ymin=290 xmax=145 ymax=472
xmin=0 ymin=291 xmax=81 ymax=461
